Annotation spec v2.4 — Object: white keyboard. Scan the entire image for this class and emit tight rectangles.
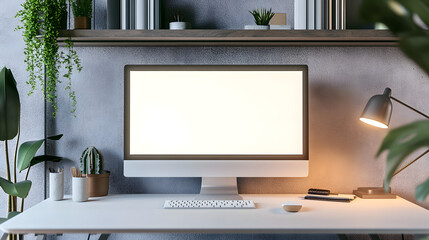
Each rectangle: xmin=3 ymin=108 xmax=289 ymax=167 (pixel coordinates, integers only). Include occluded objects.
xmin=163 ymin=200 xmax=256 ymax=209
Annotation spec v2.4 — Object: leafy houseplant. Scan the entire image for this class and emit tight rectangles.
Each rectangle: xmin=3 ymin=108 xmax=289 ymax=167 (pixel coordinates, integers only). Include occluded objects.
xmin=360 ymin=0 xmax=429 ymax=202
xmin=16 ymin=0 xmax=82 ymax=117
xmin=0 ymin=67 xmax=63 ymax=227
xmin=80 ymin=146 xmax=110 ymax=197
xmin=245 ymin=8 xmax=275 ymax=30
xmin=71 ymin=0 xmax=92 ymax=29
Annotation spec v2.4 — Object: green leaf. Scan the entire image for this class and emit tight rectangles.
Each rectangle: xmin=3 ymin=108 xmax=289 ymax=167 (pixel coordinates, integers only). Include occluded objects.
xmin=0 ymin=177 xmax=32 ymax=198
xmin=17 ymin=139 xmax=44 ymax=171
xmin=17 ymin=135 xmax=63 ymax=171
xmin=416 ymin=178 xmax=429 ymax=202
xmin=376 ymin=120 xmax=429 ymax=191
xmin=30 ymin=155 xmax=63 ymax=168
xmin=0 ymin=67 xmax=20 ymax=141
xmin=47 ymin=134 xmax=63 ymax=140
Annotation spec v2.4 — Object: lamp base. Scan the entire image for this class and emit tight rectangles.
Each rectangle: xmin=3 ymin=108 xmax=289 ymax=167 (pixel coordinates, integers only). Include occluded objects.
xmin=353 ymin=187 xmax=396 ymax=199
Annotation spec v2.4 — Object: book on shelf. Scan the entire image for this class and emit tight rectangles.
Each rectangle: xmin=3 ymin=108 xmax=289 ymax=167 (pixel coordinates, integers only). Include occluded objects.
xmin=295 ymin=0 xmax=345 ymax=30
xmin=294 ymin=0 xmax=307 ymax=30
xmin=135 ymin=0 xmax=148 ymax=30
xmin=120 ymin=0 xmax=160 ymax=30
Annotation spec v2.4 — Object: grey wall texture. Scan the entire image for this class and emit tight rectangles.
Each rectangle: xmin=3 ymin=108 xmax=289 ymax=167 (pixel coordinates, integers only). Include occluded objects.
xmin=2 ymin=0 xmax=429 ymax=240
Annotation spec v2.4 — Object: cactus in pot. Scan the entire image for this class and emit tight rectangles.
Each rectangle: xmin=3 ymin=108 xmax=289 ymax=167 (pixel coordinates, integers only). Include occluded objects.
xmin=80 ymin=146 xmax=103 ymax=174
xmin=79 ymin=146 xmax=110 ymax=197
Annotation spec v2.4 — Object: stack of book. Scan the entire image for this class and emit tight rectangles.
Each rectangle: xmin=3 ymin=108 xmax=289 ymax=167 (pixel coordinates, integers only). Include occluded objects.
xmin=294 ymin=0 xmax=346 ymax=30
xmin=108 ymin=0 xmax=160 ymax=30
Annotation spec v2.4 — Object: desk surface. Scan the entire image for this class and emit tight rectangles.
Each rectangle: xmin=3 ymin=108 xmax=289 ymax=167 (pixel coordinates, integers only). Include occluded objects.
xmin=1 ymin=194 xmax=429 ymax=234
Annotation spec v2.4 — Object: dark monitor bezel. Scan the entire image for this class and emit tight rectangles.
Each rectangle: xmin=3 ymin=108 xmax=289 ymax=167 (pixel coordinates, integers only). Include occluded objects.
xmin=124 ymin=65 xmax=308 ymax=160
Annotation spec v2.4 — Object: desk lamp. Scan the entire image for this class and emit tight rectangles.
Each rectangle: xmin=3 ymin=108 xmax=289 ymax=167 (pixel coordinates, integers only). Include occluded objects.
xmin=355 ymin=88 xmax=429 ymax=199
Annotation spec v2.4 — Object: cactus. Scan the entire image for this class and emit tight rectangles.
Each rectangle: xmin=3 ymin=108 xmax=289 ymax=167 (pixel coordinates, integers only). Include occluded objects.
xmin=80 ymin=146 xmax=103 ymax=174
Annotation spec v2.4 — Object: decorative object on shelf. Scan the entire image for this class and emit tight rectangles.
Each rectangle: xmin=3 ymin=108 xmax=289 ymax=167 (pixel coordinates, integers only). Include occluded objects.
xmin=169 ymin=13 xmax=190 ymax=30
xmin=107 ymin=0 xmax=120 ymax=29
xmin=16 ymin=0 xmax=82 ymax=117
xmin=71 ymin=0 xmax=92 ymax=29
xmin=356 ymin=87 xmax=429 ymax=199
xmin=245 ymin=8 xmax=275 ymax=30
xmin=269 ymin=13 xmax=291 ymax=30
xmin=80 ymin=146 xmax=110 ymax=197
xmin=360 ymin=0 xmax=429 ymax=202
xmin=0 ymin=67 xmax=64 ymax=229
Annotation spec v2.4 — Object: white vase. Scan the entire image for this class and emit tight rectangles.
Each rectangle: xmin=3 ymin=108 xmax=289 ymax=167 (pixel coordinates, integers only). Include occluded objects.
xmin=72 ymin=177 xmax=88 ymax=202
xmin=244 ymin=25 xmax=270 ymax=30
xmin=49 ymin=172 xmax=64 ymax=201
xmin=169 ymin=22 xmax=189 ymax=30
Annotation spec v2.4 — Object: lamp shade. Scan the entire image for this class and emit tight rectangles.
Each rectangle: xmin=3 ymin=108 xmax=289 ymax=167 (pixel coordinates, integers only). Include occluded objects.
xmin=360 ymin=88 xmax=393 ymax=128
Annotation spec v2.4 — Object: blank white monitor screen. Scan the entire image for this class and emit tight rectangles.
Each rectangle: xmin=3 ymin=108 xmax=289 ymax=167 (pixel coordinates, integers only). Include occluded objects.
xmin=127 ymin=66 xmax=306 ymax=157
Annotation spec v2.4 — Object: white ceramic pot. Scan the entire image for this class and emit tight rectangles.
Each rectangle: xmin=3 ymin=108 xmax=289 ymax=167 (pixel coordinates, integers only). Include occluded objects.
xmin=49 ymin=172 xmax=64 ymax=201
xmin=72 ymin=177 xmax=88 ymax=202
xmin=169 ymin=22 xmax=190 ymax=30
xmin=244 ymin=25 xmax=270 ymax=30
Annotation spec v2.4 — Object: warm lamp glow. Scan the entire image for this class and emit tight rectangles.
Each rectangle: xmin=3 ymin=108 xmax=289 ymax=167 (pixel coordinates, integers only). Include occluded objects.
xmin=360 ymin=117 xmax=389 ymax=129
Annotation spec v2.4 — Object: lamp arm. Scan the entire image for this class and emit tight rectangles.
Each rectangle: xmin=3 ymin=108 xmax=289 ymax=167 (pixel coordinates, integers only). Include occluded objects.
xmin=392 ymin=149 xmax=429 ymax=177
xmin=389 ymin=97 xmax=429 ymax=177
xmin=390 ymin=97 xmax=429 ymax=119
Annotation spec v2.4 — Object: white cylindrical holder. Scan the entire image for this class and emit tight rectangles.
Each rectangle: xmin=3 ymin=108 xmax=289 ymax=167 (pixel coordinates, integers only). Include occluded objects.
xmin=49 ymin=172 xmax=64 ymax=201
xmin=72 ymin=177 xmax=88 ymax=202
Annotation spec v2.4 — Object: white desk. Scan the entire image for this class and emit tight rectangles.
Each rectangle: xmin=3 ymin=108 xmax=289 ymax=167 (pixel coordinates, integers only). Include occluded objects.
xmin=1 ymin=194 xmax=429 ymax=235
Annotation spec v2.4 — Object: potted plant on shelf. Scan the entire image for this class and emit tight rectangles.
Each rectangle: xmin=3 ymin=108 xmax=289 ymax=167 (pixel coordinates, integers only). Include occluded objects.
xmin=0 ymin=67 xmax=63 ymax=232
xmin=245 ymin=8 xmax=275 ymax=30
xmin=71 ymin=0 xmax=92 ymax=29
xmin=16 ymin=0 xmax=82 ymax=117
xmin=169 ymin=12 xmax=190 ymax=30
xmin=80 ymin=146 xmax=110 ymax=197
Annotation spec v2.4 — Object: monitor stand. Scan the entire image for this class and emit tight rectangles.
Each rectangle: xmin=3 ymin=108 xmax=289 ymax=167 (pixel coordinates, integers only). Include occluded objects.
xmin=195 ymin=177 xmax=243 ymax=200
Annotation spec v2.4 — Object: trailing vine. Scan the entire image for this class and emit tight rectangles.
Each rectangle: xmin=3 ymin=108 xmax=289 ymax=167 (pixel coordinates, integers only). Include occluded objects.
xmin=16 ymin=0 xmax=82 ymax=117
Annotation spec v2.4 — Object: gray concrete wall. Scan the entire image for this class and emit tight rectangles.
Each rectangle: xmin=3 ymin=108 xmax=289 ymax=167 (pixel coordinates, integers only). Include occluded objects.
xmin=0 ymin=0 xmax=45 ymax=225
xmin=1 ymin=0 xmax=429 ymax=240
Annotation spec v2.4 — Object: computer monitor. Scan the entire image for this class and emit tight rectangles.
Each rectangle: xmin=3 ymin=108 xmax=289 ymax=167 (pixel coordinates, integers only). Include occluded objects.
xmin=124 ymin=65 xmax=308 ymax=198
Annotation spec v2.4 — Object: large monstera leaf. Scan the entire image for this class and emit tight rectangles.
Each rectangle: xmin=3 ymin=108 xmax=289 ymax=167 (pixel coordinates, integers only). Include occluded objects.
xmin=377 ymin=120 xmax=429 ymax=201
xmin=0 ymin=67 xmax=20 ymax=140
xmin=361 ymin=0 xmax=429 ymax=202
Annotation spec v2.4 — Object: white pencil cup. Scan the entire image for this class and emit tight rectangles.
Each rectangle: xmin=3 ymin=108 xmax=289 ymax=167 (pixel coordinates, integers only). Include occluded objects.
xmin=49 ymin=172 xmax=64 ymax=201
xmin=72 ymin=177 xmax=88 ymax=202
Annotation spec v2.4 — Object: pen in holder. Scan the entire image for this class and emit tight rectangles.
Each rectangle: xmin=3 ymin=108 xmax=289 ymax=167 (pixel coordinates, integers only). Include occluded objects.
xmin=71 ymin=167 xmax=88 ymax=202
xmin=49 ymin=172 xmax=64 ymax=201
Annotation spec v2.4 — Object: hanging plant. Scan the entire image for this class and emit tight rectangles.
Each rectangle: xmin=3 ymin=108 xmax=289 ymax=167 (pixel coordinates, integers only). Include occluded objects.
xmin=16 ymin=0 xmax=82 ymax=117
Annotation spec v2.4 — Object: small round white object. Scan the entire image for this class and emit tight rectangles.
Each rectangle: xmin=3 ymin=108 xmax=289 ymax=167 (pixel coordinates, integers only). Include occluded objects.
xmin=282 ymin=201 xmax=302 ymax=212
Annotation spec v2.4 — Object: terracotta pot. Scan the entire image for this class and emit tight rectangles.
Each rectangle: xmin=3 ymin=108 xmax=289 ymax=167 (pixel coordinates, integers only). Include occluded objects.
xmin=74 ymin=16 xmax=91 ymax=29
xmin=84 ymin=172 xmax=110 ymax=197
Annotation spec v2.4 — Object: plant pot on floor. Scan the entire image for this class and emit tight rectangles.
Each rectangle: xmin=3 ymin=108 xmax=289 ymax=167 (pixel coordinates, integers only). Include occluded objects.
xmin=244 ymin=25 xmax=270 ymax=30
xmin=74 ymin=16 xmax=91 ymax=29
xmin=84 ymin=171 xmax=110 ymax=197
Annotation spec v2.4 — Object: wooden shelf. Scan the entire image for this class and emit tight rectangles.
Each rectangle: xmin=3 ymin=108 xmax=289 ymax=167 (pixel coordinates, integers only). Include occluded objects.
xmin=57 ymin=29 xmax=398 ymax=47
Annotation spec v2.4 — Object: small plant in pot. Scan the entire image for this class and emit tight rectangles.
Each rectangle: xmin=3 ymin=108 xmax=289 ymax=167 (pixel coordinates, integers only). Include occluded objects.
xmin=169 ymin=12 xmax=190 ymax=30
xmin=245 ymin=8 xmax=275 ymax=30
xmin=71 ymin=0 xmax=92 ymax=29
xmin=80 ymin=146 xmax=110 ymax=197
